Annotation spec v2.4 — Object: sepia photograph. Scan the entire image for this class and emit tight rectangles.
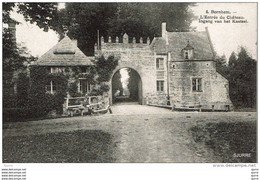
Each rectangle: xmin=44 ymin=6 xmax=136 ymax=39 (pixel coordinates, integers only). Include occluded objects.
xmin=1 ymin=1 xmax=257 ymax=179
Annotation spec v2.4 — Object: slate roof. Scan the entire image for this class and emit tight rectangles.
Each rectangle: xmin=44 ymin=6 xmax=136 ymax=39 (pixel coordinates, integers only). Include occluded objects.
xmin=151 ymin=31 xmax=215 ymax=61
xmin=32 ymin=35 xmax=94 ymax=66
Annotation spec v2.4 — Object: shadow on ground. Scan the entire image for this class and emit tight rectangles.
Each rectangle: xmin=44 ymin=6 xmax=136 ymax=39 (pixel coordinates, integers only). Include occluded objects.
xmin=189 ymin=121 xmax=257 ymax=163
xmin=3 ymin=130 xmax=116 ymax=163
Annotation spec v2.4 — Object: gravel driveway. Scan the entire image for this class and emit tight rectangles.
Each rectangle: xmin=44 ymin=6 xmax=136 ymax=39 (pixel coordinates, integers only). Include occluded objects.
xmin=3 ymin=104 xmax=256 ymax=163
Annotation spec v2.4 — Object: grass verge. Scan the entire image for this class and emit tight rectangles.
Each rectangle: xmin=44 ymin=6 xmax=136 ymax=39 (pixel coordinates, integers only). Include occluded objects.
xmin=3 ymin=130 xmax=115 ymax=163
xmin=189 ymin=121 xmax=256 ymax=163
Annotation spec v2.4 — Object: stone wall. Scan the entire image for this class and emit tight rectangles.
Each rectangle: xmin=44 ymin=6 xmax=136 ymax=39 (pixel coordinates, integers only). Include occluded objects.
xmin=94 ymin=34 xmax=233 ymax=110
xmin=96 ymin=34 xmax=156 ymax=104
xmin=169 ymin=60 xmax=233 ymax=110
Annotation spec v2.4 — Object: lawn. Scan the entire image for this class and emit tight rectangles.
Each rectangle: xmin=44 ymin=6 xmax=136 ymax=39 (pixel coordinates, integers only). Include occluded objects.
xmin=189 ymin=121 xmax=257 ymax=163
xmin=3 ymin=130 xmax=115 ymax=163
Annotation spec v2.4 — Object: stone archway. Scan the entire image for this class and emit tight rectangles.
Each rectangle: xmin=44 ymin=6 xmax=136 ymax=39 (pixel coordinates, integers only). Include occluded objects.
xmin=110 ymin=67 xmax=143 ymax=105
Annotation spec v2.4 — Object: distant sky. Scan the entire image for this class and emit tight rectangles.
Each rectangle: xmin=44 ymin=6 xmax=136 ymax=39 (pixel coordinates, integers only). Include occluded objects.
xmin=10 ymin=3 xmax=257 ymax=60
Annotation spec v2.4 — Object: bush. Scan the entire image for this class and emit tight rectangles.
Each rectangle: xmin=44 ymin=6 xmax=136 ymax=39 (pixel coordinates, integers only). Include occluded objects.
xmin=27 ymin=66 xmax=68 ymax=118
xmin=68 ymin=81 xmax=82 ymax=97
xmin=17 ymin=72 xmax=29 ymax=107
xmin=3 ymin=107 xmax=32 ymax=122
xmin=228 ymin=48 xmax=256 ymax=108
xmin=94 ymin=55 xmax=118 ymax=83
xmin=189 ymin=121 xmax=256 ymax=163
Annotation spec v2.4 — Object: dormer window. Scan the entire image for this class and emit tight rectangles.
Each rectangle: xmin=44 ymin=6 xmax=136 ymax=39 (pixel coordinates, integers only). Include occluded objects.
xmin=182 ymin=41 xmax=194 ymax=60
xmin=184 ymin=51 xmax=189 ymax=59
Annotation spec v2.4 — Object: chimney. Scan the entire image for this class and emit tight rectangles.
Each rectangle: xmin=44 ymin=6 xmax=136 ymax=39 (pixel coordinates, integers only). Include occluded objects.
xmin=162 ymin=22 xmax=168 ymax=45
xmin=162 ymin=22 xmax=166 ymax=39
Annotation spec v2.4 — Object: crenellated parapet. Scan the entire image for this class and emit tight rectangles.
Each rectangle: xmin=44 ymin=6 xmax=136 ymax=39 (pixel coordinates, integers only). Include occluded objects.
xmin=100 ymin=33 xmax=151 ymax=45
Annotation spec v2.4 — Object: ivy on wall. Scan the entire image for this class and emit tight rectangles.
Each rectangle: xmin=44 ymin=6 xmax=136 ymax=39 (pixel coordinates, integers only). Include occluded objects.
xmin=90 ymin=55 xmax=118 ymax=96
xmin=4 ymin=55 xmax=118 ymax=121
xmin=27 ymin=66 xmax=69 ymax=117
xmin=68 ymin=81 xmax=81 ymax=97
xmin=68 ymin=55 xmax=118 ymax=96
xmin=94 ymin=55 xmax=118 ymax=83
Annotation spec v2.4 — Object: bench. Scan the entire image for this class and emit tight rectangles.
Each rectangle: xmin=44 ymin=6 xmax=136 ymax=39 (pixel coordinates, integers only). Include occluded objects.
xmin=173 ymin=104 xmax=202 ymax=112
xmin=92 ymin=105 xmax=112 ymax=114
xmin=67 ymin=105 xmax=87 ymax=116
xmin=65 ymin=96 xmax=110 ymax=116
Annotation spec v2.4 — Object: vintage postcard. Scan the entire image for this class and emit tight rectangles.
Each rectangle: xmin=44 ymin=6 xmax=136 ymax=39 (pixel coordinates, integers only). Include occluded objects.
xmin=2 ymin=2 xmax=257 ymax=180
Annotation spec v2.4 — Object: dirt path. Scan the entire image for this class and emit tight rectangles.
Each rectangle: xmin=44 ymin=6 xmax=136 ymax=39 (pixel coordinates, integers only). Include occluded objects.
xmin=3 ymin=105 xmax=257 ymax=163
xmin=111 ymin=116 xmax=207 ymax=162
xmin=110 ymin=103 xmax=173 ymax=115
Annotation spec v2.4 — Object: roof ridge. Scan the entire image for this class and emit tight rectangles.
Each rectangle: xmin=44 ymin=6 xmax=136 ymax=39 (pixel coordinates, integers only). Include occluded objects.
xmin=33 ymin=35 xmax=93 ymax=66
xmin=153 ymin=30 xmax=214 ymax=60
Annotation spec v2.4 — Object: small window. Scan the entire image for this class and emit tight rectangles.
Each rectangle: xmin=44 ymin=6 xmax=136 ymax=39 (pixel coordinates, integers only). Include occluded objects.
xmin=86 ymin=82 xmax=91 ymax=92
xmin=46 ymin=83 xmax=51 ymax=92
xmin=52 ymin=81 xmax=56 ymax=91
xmin=47 ymin=67 xmax=51 ymax=73
xmin=79 ymin=80 xmax=83 ymax=93
xmin=79 ymin=79 xmax=91 ymax=94
xmin=81 ymin=67 xmax=87 ymax=73
xmin=81 ymin=67 xmax=90 ymax=74
xmin=225 ymin=105 xmax=230 ymax=111
xmin=46 ymin=81 xmax=56 ymax=94
xmin=192 ymin=78 xmax=202 ymax=92
xmin=185 ymin=51 xmax=189 ymax=59
xmin=157 ymin=80 xmax=164 ymax=92
xmin=51 ymin=67 xmax=64 ymax=73
xmin=182 ymin=41 xmax=194 ymax=60
xmin=156 ymin=58 xmax=164 ymax=70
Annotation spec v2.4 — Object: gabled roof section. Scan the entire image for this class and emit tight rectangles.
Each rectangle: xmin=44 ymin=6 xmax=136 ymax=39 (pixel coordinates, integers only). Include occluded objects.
xmin=151 ymin=31 xmax=215 ymax=61
xmin=32 ymin=35 xmax=94 ymax=66
xmin=183 ymin=41 xmax=194 ymax=50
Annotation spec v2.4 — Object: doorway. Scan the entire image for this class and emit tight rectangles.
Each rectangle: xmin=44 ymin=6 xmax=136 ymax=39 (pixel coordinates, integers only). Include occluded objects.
xmin=111 ymin=68 xmax=142 ymax=104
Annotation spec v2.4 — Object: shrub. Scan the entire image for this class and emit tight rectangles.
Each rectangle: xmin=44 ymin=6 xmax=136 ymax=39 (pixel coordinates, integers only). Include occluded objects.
xmin=94 ymin=55 xmax=118 ymax=83
xmin=27 ymin=66 xmax=68 ymax=118
xmin=68 ymin=81 xmax=82 ymax=97
xmin=17 ymin=72 xmax=29 ymax=108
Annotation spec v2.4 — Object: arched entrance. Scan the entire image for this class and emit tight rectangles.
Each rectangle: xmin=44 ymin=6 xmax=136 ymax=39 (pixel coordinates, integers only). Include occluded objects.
xmin=111 ymin=68 xmax=142 ymax=105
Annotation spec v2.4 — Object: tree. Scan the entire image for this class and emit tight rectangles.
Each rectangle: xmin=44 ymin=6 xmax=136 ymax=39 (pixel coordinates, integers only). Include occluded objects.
xmin=3 ymin=3 xmax=49 ymax=109
xmin=3 ymin=28 xmax=26 ymax=73
xmin=3 ymin=3 xmax=59 ymax=31
xmin=17 ymin=72 xmax=30 ymax=107
xmin=3 ymin=3 xmax=196 ymax=56
xmin=228 ymin=47 xmax=256 ymax=108
xmin=215 ymin=54 xmax=228 ymax=77
xmin=228 ymin=51 xmax=237 ymax=67
xmin=127 ymin=69 xmax=140 ymax=101
xmin=107 ymin=3 xmax=196 ymax=38
xmin=51 ymin=3 xmax=119 ymax=55
xmin=3 ymin=3 xmax=16 ymax=24
xmin=3 ymin=27 xmax=34 ymax=108
xmin=51 ymin=3 xmax=196 ymax=55
xmin=112 ymin=71 xmax=123 ymax=98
